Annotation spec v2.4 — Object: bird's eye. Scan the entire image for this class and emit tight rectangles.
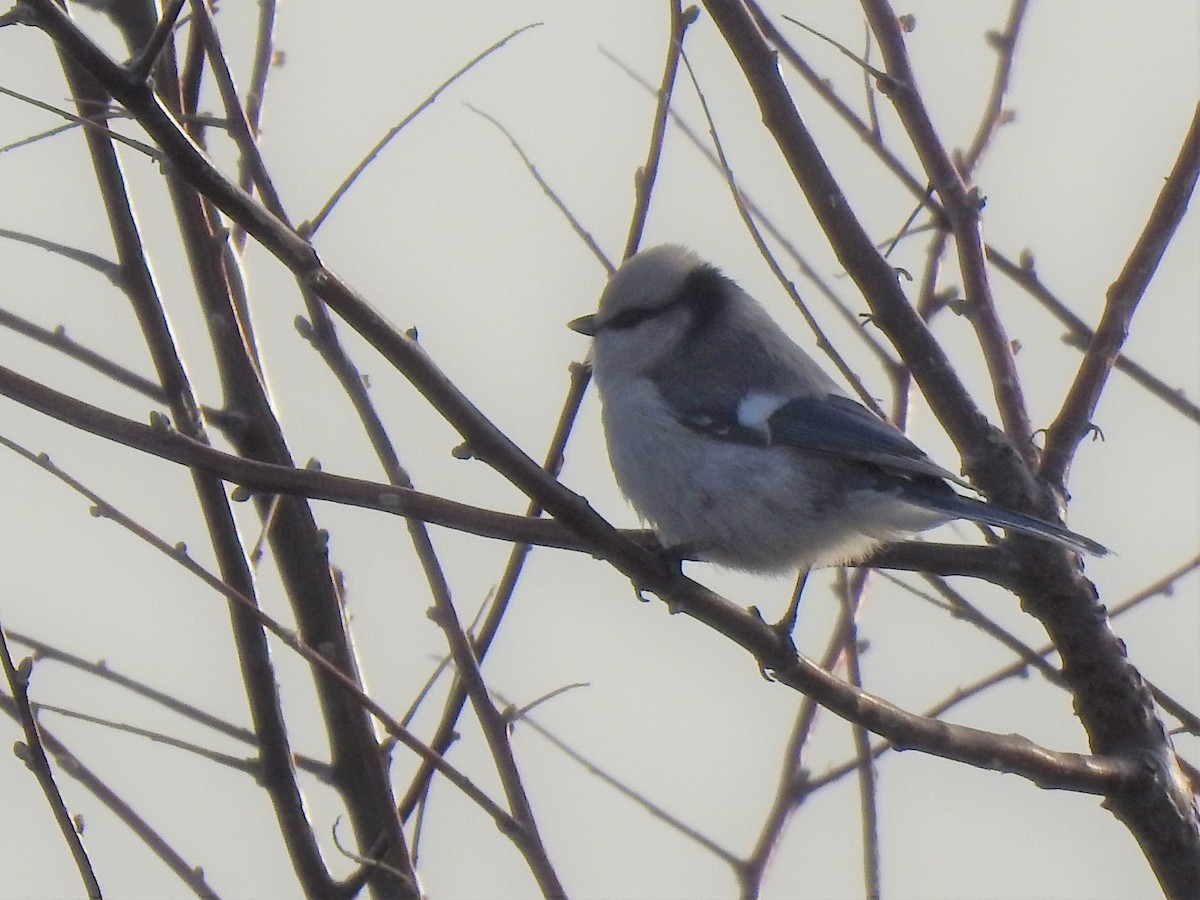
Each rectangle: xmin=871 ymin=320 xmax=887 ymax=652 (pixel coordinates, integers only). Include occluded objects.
xmin=605 ymin=306 xmax=662 ymax=329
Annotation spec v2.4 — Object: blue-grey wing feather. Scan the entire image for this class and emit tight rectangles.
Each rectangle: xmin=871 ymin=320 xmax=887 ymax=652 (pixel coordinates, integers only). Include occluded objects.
xmin=766 ymin=395 xmax=967 ymax=484
xmin=659 ymin=386 xmax=963 ymax=484
xmin=658 ymin=388 xmax=1109 ymax=555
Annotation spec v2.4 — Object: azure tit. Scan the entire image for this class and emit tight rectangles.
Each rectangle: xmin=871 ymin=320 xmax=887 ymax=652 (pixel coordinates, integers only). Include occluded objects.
xmin=569 ymin=245 xmax=1107 ymax=573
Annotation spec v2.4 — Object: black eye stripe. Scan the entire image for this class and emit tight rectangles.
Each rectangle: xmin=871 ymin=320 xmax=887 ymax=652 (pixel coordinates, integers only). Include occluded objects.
xmin=606 ymin=304 xmax=670 ymax=329
xmin=600 ymin=264 xmax=732 ymax=332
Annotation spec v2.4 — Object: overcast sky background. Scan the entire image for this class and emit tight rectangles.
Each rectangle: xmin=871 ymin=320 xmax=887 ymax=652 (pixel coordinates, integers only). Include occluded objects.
xmin=0 ymin=2 xmax=1197 ymax=897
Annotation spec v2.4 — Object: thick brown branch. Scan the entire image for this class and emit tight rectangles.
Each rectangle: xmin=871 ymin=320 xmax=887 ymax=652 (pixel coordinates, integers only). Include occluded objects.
xmin=860 ymin=0 xmax=1035 ymax=462
xmin=700 ymin=0 xmax=1044 ymax=508
xmin=0 ymin=359 xmax=1023 ymax=586
xmin=0 ymin=368 xmax=1146 ymax=801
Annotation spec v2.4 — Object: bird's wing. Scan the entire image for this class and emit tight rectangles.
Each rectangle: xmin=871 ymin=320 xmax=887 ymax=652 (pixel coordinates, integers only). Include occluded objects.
xmin=669 ymin=388 xmax=1109 ymax=555
xmin=673 ymin=390 xmax=970 ymax=487
xmin=770 ymin=395 xmax=927 ymax=463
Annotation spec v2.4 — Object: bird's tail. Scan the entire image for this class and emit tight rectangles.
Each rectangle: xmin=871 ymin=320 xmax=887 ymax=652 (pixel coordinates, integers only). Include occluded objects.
xmin=916 ymin=489 xmax=1109 ymax=556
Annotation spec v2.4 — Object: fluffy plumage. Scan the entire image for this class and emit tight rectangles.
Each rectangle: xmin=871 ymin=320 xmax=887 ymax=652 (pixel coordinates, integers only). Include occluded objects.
xmin=570 ymin=245 xmax=1107 ymax=572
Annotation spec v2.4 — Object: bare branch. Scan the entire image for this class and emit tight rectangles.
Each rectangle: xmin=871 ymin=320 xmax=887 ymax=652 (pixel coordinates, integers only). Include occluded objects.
xmin=959 ymin=0 xmax=1027 ymax=174
xmin=0 ymin=626 xmax=101 ymax=898
xmin=861 ymin=0 xmax=1036 ymax=459
xmin=305 ymin=23 xmax=543 ymax=237
xmin=0 ymin=435 xmax=522 ymax=837
xmin=465 ymin=102 xmax=613 ymax=274
xmin=988 ymin=246 xmax=1200 ymax=425
xmin=0 ymin=694 xmax=219 ymax=898
xmin=1042 ymin=102 xmax=1200 ymax=486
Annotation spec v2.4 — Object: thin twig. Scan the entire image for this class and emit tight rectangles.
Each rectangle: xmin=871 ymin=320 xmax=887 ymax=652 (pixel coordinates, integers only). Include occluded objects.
xmin=9 ymin=632 xmax=335 ymax=781
xmin=959 ymin=0 xmax=1027 ymax=174
xmin=304 ymin=23 xmax=542 ymax=236
xmin=988 ymin=246 xmax=1200 ymax=424
xmin=0 ymin=694 xmax=219 ymax=898
xmin=623 ymin=1 xmax=695 ymax=259
xmin=862 ymin=0 xmax=1036 ymax=460
xmin=679 ymin=47 xmax=885 ymax=418
xmin=465 ymin=102 xmax=612 ymax=273
xmin=805 ymin=551 xmax=1200 ymax=794
xmin=32 ymin=704 xmax=270 ymax=778
xmin=501 ymin=695 xmax=742 ymax=868
xmin=0 ymin=119 xmax=79 ymax=152
xmin=779 ymin=14 xmax=889 ymax=81
xmin=738 ymin=575 xmax=858 ymax=898
xmin=0 ymin=626 xmax=102 ymax=898
xmin=600 ymin=46 xmax=901 ymax=376
xmin=0 ymin=435 xmax=521 ymax=834
xmin=128 ymin=0 xmax=187 ymax=80
xmin=0 ymin=83 xmax=161 ymax=159
xmin=1041 ymin=101 xmax=1200 ymax=485
xmin=837 ymin=570 xmax=880 ymax=900
xmin=0 ymin=305 xmax=237 ymax=429
xmin=232 ymin=0 xmax=278 ymax=252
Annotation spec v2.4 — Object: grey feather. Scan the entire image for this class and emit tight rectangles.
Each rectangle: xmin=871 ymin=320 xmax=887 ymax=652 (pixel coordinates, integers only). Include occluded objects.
xmin=571 ymin=245 xmax=1109 ymax=571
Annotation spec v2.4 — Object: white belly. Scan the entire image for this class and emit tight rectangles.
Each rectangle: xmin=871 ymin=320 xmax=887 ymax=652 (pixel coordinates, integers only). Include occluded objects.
xmin=598 ymin=377 xmax=946 ymax=572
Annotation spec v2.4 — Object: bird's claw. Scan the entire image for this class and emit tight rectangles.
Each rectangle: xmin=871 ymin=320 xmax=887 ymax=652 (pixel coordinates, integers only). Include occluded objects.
xmin=749 ymin=605 xmax=797 ymax=673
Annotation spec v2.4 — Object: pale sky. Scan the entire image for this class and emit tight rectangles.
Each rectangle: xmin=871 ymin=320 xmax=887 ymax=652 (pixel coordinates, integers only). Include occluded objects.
xmin=0 ymin=2 xmax=1197 ymax=897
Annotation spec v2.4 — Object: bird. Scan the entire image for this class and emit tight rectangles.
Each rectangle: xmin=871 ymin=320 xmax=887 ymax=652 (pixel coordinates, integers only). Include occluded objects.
xmin=568 ymin=244 xmax=1107 ymax=576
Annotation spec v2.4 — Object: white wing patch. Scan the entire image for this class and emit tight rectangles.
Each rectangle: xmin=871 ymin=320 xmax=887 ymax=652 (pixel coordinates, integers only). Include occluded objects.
xmin=736 ymin=391 xmax=789 ymax=438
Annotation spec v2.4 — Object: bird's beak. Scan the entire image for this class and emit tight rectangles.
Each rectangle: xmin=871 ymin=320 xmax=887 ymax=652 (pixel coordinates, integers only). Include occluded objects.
xmin=567 ymin=314 xmax=597 ymax=336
